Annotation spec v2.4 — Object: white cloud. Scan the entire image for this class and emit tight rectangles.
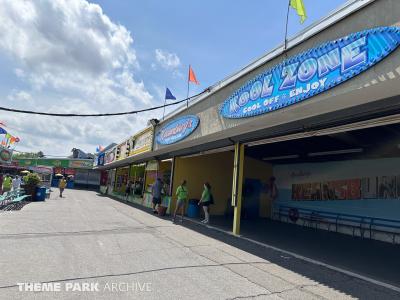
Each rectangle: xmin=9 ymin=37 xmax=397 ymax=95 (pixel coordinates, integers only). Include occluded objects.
xmin=0 ymin=0 xmax=136 ymax=77
xmin=8 ymin=90 xmax=32 ymax=103
xmin=155 ymin=49 xmax=181 ymax=70
xmin=14 ymin=68 xmax=25 ymax=78
xmin=0 ymin=0 xmax=157 ymax=155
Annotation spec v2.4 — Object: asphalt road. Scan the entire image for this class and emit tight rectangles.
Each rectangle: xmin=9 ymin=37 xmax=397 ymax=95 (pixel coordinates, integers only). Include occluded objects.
xmin=0 ymin=189 xmax=399 ymax=300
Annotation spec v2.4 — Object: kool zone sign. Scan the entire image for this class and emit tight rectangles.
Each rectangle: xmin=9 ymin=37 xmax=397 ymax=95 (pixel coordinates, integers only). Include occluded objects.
xmin=156 ymin=115 xmax=199 ymax=145
xmin=220 ymin=27 xmax=400 ymax=118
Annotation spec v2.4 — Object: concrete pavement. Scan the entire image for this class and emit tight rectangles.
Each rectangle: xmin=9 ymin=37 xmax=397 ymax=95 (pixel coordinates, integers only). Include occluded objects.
xmin=186 ymin=216 xmax=400 ymax=288
xmin=0 ymin=189 xmax=399 ymax=299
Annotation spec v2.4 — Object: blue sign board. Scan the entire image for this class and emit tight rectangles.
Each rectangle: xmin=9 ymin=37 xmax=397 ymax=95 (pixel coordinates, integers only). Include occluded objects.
xmin=220 ymin=27 xmax=400 ymax=119
xmin=156 ymin=115 xmax=200 ymax=145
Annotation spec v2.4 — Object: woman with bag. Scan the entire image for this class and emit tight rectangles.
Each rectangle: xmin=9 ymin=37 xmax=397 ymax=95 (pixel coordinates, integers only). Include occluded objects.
xmin=198 ymin=182 xmax=213 ymax=224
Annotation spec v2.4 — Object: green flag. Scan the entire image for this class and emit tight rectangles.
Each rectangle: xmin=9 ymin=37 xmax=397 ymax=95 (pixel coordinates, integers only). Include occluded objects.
xmin=290 ymin=0 xmax=307 ymax=24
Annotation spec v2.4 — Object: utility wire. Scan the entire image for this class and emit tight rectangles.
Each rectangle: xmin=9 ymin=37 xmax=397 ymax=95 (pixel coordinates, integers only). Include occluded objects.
xmin=0 ymin=90 xmax=207 ymax=117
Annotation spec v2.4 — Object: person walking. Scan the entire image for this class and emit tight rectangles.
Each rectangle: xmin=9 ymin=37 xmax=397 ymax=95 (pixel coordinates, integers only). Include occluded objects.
xmin=173 ymin=180 xmax=188 ymax=223
xmin=151 ymin=178 xmax=163 ymax=214
xmin=2 ymin=174 xmax=12 ymax=194
xmin=58 ymin=177 xmax=67 ymax=198
xmin=198 ymin=182 xmax=213 ymax=224
xmin=124 ymin=180 xmax=132 ymax=201
xmin=12 ymin=175 xmax=22 ymax=191
xmin=266 ymin=176 xmax=278 ymax=218
xmin=267 ymin=176 xmax=278 ymax=201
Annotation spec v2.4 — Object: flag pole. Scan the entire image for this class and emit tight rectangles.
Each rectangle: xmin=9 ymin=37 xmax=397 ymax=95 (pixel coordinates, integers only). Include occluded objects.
xmin=162 ymin=96 xmax=167 ymax=120
xmin=186 ymin=65 xmax=190 ymax=108
xmin=284 ymin=0 xmax=291 ymax=51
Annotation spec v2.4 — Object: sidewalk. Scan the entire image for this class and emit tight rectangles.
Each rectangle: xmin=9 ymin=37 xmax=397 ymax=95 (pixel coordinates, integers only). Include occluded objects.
xmin=118 ymin=196 xmax=400 ymax=295
xmin=6 ymin=190 xmax=399 ymax=299
xmin=182 ymin=216 xmax=400 ymax=289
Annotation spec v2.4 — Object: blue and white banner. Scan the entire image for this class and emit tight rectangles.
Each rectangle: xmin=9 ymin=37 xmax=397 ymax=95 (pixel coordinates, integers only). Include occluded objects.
xmin=220 ymin=27 xmax=400 ymax=119
xmin=156 ymin=115 xmax=199 ymax=145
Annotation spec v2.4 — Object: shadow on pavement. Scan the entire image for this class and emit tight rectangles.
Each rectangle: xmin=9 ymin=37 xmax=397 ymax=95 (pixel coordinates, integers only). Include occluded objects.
xmin=106 ymin=195 xmax=400 ymax=299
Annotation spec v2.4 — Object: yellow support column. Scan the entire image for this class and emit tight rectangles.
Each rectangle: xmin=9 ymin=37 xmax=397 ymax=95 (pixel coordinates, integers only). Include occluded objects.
xmin=232 ymin=143 xmax=244 ymax=235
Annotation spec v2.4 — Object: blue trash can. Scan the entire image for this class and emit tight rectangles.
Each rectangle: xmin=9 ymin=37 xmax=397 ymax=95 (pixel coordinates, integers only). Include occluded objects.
xmin=67 ymin=181 xmax=74 ymax=188
xmin=35 ymin=186 xmax=47 ymax=201
xmin=187 ymin=199 xmax=200 ymax=218
xmin=51 ymin=178 xmax=59 ymax=187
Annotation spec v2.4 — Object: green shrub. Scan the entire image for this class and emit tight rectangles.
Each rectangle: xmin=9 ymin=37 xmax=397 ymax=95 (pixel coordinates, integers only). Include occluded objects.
xmin=25 ymin=173 xmax=41 ymax=186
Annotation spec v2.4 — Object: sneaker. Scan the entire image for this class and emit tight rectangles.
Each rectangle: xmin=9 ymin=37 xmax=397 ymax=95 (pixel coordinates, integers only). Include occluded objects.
xmin=200 ymin=219 xmax=206 ymax=223
xmin=153 ymin=210 xmax=158 ymax=214
xmin=172 ymin=218 xmax=176 ymax=223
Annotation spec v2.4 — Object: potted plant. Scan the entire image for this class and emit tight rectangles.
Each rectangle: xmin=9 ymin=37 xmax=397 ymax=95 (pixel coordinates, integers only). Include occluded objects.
xmin=24 ymin=173 xmax=41 ymax=201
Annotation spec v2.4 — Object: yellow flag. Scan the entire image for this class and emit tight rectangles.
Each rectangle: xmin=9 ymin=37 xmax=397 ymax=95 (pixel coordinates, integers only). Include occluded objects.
xmin=290 ymin=0 xmax=307 ymax=24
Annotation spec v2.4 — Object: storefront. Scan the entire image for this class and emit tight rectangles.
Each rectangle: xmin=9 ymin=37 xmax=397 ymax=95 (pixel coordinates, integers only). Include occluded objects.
xmin=138 ymin=159 xmax=172 ymax=211
xmin=96 ymin=0 xmax=400 ymax=242
xmin=99 ymin=127 xmax=155 ymax=206
xmin=114 ymin=166 xmax=129 ymax=194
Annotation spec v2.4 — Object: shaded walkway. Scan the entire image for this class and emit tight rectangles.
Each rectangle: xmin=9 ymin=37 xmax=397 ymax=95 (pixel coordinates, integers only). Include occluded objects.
xmin=185 ymin=216 xmax=400 ymax=288
xmin=111 ymin=194 xmax=400 ymax=298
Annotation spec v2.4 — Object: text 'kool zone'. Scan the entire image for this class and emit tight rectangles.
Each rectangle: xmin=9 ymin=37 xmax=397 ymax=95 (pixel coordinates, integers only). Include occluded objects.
xmin=229 ymin=36 xmax=368 ymax=114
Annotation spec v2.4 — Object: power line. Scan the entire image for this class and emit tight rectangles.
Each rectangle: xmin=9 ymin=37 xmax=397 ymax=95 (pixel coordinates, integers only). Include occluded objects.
xmin=0 ymin=90 xmax=207 ymax=117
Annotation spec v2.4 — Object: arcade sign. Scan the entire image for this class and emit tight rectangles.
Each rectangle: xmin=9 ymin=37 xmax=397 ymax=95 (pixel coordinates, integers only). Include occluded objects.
xmin=220 ymin=27 xmax=400 ymax=119
xmin=156 ymin=115 xmax=199 ymax=145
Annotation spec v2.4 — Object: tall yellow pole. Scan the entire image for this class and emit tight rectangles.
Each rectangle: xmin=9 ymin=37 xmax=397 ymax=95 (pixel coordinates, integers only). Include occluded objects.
xmin=232 ymin=143 xmax=244 ymax=235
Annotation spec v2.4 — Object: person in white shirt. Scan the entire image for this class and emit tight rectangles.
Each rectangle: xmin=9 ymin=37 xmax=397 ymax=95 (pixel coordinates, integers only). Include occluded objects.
xmin=12 ymin=175 xmax=22 ymax=191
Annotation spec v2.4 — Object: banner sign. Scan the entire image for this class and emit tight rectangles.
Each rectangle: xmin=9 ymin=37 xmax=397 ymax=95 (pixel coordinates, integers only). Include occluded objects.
xmin=220 ymin=27 xmax=400 ymax=119
xmin=0 ymin=146 xmax=13 ymax=164
xmin=68 ymin=160 xmax=93 ymax=169
xmin=130 ymin=129 xmax=153 ymax=156
xmin=156 ymin=115 xmax=199 ymax=145
xmin=29 ymin=166 xmax=53 ymax=174
xmin=105 ymin=148 xmax=116 ymax=164
xmin=18 ymin=159 xmax=67 ymax=168
xmin=17 ymin=158 xmax=92 ymax=169
xmin=64 ymin=168 xmax=76 ymax=175
xmin=54 ymin=167 xmax=63 ymax=174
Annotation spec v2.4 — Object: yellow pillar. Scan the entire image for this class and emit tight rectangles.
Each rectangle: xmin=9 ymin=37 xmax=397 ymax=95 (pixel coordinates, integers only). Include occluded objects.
xmin=232 ymin=143 xmax=244 ymax=235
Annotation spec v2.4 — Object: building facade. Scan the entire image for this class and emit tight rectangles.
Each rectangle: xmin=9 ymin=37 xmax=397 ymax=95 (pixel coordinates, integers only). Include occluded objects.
xmin=98 ymin=0 xmax=400 ymax=243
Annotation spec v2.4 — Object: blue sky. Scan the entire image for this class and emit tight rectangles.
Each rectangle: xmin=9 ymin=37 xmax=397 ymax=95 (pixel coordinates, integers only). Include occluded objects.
xmin=0 ymin=0 xmax=349 ymax=155
xmin=92 ymin=0 xmax=349 ymax=99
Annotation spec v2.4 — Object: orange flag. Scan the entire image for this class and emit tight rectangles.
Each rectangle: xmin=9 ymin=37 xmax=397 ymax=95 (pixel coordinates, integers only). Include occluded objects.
xmin=188 ymin=65 xmax=199 ymax=85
